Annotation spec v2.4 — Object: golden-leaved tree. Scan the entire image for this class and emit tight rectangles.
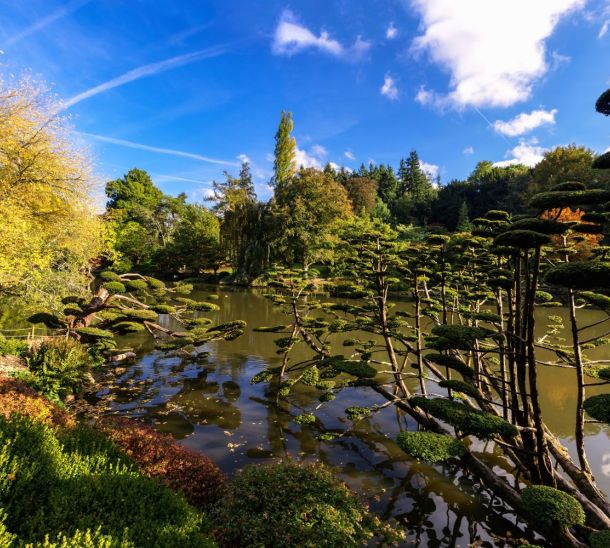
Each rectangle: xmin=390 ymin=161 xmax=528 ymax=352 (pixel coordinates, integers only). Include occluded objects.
xmin=0 ymin=76 xmax=101 ymax=305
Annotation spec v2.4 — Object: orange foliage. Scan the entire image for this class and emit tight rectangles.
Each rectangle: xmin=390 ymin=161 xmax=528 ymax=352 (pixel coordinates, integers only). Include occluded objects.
xmin=0 ymin=376 xmax=74 ymax=427
xmin=541 ymin=208 xmax=603 ymax=257
xmin=97 ymin=416 xmax=225 ymax=509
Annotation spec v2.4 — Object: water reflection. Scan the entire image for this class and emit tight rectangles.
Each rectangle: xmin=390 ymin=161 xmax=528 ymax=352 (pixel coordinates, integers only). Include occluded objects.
xmin=95 ymin=285 xmax=608 ymax=546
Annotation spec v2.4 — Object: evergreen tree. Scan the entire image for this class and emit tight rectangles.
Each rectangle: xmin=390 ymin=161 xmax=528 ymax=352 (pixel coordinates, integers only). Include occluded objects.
xmin=376 ymin=165 xmax=399 ymax=204
xmin=271 ymin=111 xmax=296 ymax=188
xmin=238 ymin=160 xmax=255 ymax=199
xmin=396 ymin=151 xmax=437 ymax=225
xmin=455 ymin=201 xmax=472 ymax=232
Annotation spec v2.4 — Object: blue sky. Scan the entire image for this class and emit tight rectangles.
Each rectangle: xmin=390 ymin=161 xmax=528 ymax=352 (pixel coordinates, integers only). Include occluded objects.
xmin=1 ymin=0 xmax=609 ymax=203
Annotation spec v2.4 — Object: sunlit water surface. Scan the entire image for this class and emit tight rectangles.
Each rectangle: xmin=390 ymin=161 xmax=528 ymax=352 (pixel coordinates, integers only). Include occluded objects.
xmin=91 ymin=285 xmax=610 ymax=547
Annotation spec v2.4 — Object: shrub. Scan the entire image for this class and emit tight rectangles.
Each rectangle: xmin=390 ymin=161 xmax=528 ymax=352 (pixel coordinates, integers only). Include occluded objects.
xmin=410 ymin=397 xmax=518 ymax=440
xmin=37 ymin=527 xmax=132 ymax=547
xmin=103 ymin=281 xmax=126 ymax=294
xmin=213 ymin=462 xmax=403 ymax=547
xmin=583 ymin=394 xmax=610 ymax=424
xmin=590 ymin=529 xmax=610 ymax=548
xmin=0 ymin=416 xmax=214 ymax=547
xmin=97 ymin=416 xmax=225 ymax=509
xmin=24 ymin=339 xmax=94 ymax=401
xmin=99 ymin=271 xmax=122 ymax=282
xmin=493 ymin=230 xmax=550 ymax=249
xmin=0 ymin=336 xmax=28 ymax=356
xmin=425 ymin=353 xmax=474 ymax=378
xmin=545 ymin=262 xmax=610 ymax=290
xmin=0 ymin=376 xmax=73 ymax=427
xmin=521 ymin=485 xmax=585 ymax=528
xmin=335 ymin=360 xmax=377 ymax=379
xmin=438 ymin=379 xmax=479 ymax=399
xmin=125 ymin=279 xmax=148 ymax=291
xmin=396 ymin=431 xmax=464 ymax=463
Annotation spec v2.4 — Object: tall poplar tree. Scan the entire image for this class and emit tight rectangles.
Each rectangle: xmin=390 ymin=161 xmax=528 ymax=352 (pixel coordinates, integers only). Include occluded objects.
xmin=271 ymin=111 xmax=296 ymax=188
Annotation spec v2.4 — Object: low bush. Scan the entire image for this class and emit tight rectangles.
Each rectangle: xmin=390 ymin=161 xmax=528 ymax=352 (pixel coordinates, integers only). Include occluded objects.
xmin=521 ymin=485 xmax=585 ymax=528
xmin=213 ymin=461 xmax=403 ymax=547
xmin=22 ymin=338 xmax=95 ymax=402
xmin=0 ymin=336 xmax=28 ymax=357
xmin=0 ymin=415 xmax=215 ymax=547
xmin=0 ymin=376 xmax=74 ymax=427
xmin=590 ymin=529 xmax=610 ymax=548
xmin=97 ymin=416 xmax=226 ymax=509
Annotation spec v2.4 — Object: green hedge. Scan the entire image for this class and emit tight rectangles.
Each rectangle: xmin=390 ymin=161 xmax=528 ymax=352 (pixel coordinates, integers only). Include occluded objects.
xmin=0 ymin=416 xmax=215 ymax=547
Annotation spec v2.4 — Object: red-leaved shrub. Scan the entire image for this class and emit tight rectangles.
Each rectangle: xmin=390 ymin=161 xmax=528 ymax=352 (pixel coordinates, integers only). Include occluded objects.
xmin=97 ymin=416 xmax=225 ymax=509
xmin=0 ymin=375 xmax=74 ymax=428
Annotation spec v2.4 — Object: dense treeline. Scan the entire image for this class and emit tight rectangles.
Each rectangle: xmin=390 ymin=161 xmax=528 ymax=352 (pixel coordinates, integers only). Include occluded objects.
xmin=103 ymin=111 xmax=610 ymax=284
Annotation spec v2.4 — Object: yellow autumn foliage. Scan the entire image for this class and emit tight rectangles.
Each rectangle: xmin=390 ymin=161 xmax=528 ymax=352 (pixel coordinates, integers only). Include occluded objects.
xmin=0 ymin=76 xmax=101 ymax=305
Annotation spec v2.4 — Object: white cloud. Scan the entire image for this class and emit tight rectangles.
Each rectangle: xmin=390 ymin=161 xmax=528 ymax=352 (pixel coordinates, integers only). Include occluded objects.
xmin=272 ymin=10 xmax=370 ymax=60
xmin=381 ymin=75 xmax=398 ymax=100
xmin=6 ymin=0 xmax=91 ymax=46
xmin=62 ymin=45 xmax=227 ymax=110
xmin=237 ymin=153 xmax=251 ymax=164
xmin=463 ymin=146 xmax=475 ymax=155
xmin=386 ymin=22 xmax=398 ymax=39
xmin=421 ymin=161 xmax=440 ymax=180
xmin=494 ymin=138 xmax=547 ymax=167
xmin=409 ymin=0 xmax=585 ymax=108
xmin=344 ymin=150 xmax=355 ymax=160
xmin=155 ymin=174 xmax=213 ymax=185
xmin=295 ymin=146 xmax=322 ymax=169
xmin=493 ymin=108 xmax=557 ymax=136
xmin=599 ymin=20 xmax=609 ymax=38
xmin=329 ymin=162 xmax=352 ymax=172
xmin=311 ymin=144 xmax=328 ymax=158
xmin=265 ymin=152 xmax=275 ymax=162
xmin=77 ymin=131 xmax=238 ymax=167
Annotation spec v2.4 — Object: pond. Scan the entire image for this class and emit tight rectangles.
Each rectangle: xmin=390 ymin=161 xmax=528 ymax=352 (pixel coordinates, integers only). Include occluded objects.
xmin=93 ymin=285 xmax=610 ymax=547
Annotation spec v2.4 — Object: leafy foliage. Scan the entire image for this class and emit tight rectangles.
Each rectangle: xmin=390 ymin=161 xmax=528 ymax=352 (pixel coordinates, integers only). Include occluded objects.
xmin=213 ymin=462 xmax=403 ymax=547
xmin=583 ymin=394 xmax=610 ymax=423
xmin=521 ymin=485 xmax=585 ymax=528
xmin=396 ymin=431 xmax=464 ymax=463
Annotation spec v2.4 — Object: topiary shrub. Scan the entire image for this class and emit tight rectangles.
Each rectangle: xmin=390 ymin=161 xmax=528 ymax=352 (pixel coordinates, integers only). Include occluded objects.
xmin=103 ymin=281 xmax=126 ymax=294
xmin=97 ymin=416 xmax=225 ymax=510
xmin=396 ymin=431 xmax=464 ymax=463
xmin=596 ymin=88 xmax=610 ymax=116
xmin=75 ymin=327 xmax=115 ymax=342
xmin=294 ymin=413 xmax=316 ymax=425
xmin=545 ymin=262 xmax=610 ymax=290
xmin=125 ymin=279 xmax=149 ymax=291
xmin=427 ymin=325 xmax=495 ymax=351
xmin=0 ymin=416 xmax=214 ymax=547
xmin=150 ymin=304 xmax=176 ymax=314
xmin=27 ymin=312 xmax=65 ymax=329
xmin=493 ymin=230 xmax=550 ymax=249
xmin=99 ymin=271 xmax=122 ymax=282
xmin=335 ymin=360 xmax=377 ymax=379
xmin=410 ymin=397 xmax=518 ymax=440
xmin=345 ymin=407 xmax=372 ymax=421
xmin=521 ymin=485 xmax=585 ymax=528
xmin=590 ymin=529 xmax=610 ymax=548
xmin=509 ymin=218 xmax=567 ymax=235
xmin=583 ymin=393 xmax=610 ymax=424
xmin=425 ymin=353 xmax=474 ymax=378
xmin=213 ymin=462 xmax=403 ymax=547
xmin=438 ymin=379 xmax=479 ymax=399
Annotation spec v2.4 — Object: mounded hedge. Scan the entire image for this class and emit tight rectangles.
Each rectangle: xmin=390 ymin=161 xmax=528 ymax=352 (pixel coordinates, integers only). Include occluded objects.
xmin=213 ymin=462 xmax=403 ymax=547
xmin=396 ymin=431 xmax=464 ymax=463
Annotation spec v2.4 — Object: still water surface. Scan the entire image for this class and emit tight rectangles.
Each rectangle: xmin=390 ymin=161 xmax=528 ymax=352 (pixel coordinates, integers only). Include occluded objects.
xmin=94 ymin=285 xmax=610 ymax=547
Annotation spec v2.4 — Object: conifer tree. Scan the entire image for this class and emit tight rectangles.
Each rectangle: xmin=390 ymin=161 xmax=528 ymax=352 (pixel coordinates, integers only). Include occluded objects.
xmin=271 ymin=111 xmax=296 ymax=188
xmin=456 ymin=201 xmax=472 ymax=232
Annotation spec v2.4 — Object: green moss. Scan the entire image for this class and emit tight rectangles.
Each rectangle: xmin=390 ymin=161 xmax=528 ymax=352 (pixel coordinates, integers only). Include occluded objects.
xmin=294 ymin=413 xmax=316 ymax=425
xmin=345 ymin=407 xmax=371 ymax=421
xmin=396 ymin=431 xmax=464 ymax=463
xmin=583 ymin=394 xmax=610 ymax=423
xmin=317 ymin=432 xmax=341 ymax=441
xmin=545 ymin=262 xmax=610 ymax=290
xmin=521 ymin=485 xmax=585 ymax=528
xmin=186 ymin=302 xmax=220 ymax=312
xmin=590 ymin=529 xmax=610 ymax=548
xmin=157 ymin=337 xmax=194 ymax=350
xmin=410 ymin=397 xmax=518 ymax=440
